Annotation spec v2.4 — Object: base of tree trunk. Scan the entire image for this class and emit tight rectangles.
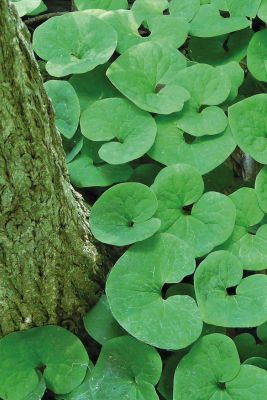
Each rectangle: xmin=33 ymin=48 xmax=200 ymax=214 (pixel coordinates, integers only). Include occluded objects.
xmin=0 ymin=0 xmax=111 ymax=337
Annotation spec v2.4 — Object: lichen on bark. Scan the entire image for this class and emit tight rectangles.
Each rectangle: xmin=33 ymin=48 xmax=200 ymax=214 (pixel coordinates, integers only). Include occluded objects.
xmin=0 ymin=0 xmax=110 ymax=336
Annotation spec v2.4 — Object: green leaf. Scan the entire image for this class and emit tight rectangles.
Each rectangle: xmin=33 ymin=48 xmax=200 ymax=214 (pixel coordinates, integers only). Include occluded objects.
xmin=174 ymin=334 xmax=240 ymax=400
xmin=102 ymin=11 xmax=189 ymax=53
xmin=74 ymin=0 xmax=128 ymax=10
xmin=69 ymin=64 xmax=120 ymax=112
xmin=106 ymin=233 xmax=203 ymax=350
xmin=170 ymin=63 xmax=230 ymax=136
xmin=88 ymin=335 xmax=162 ymax=400
xmin=11 ymin=0 xmax=41 ymax=17
xmin=27 ymin=0 xmax=47 ymax=16
xmin=44 ymin=80 xmax=80 ymax=139
xmin=203 ymin=163 xmax=241 ymax=193
xmin=173 ymin=63 xmax=231 ymax=105
xmin=212 ymin=0 xmax=261 ymax=17
xmin=190 ymin=4 xmax=250 ymax=37
xmin=169 ymin=0 xmax=200 ymax=22
xmin=255 ymin=167 xmax=267 ymax=213
xmin=228 ymin=94 xmax=267 ymax=164
xmin=188 ymin=29 xmax=253 ymax=65
xmin=0 ymin=326 xmax=89 ymax=400
xmin=80 ymin=98 xmax=156 ymax=164
xmin=151 ymin=164 xmax=236 ymax=257
xmin=101 ymin=10 xmax=141 ymax=53
xmin=132 ymin=0 xmax=199 ymax=24
xmin=244 ymin=357 xmax=267 ymax=371
xmin=226 ymin=365 xmax=267 ymax=399
xmin=146 ymin=15 xmax=189 ymax=49
xmin=174 ymin=333 xmax=267 ymax=400
xmin=158 ymin=351 xmax=189 ymax=400
xmin=65 ymin=137 xmax=84 ymax=164
xmin=56 ymin=365 xmax=94 ymax=400
xmin=89 ymin=182 xmax=160 ymax=245
xmin=234 ymin=333 xmax=267 ymax=361
xmin=83 ymin=295 xmax=125 ymax=344
xmin=195 ymin=250 xmax=267 ymax=327
xmin=219 ymin=188 xmax=267 ymax=271
xmin=32 ymin=12 xmax=117 ymax=77
xmin=107 ymin=42 xmax=189 ymax=114
xmin=68 ymin=139 xmax=132 ymax=188
xmin=148 ymin=116 xmax=236 ymax=174
xmin=131 ymin=0 xmax=168 ymax=24
xmin=257 ymin=322 xmax=267 ymax=343
xmin=130 ymin=164 xmax=162 ymax=186
xmin=166 ymin=283 xmax=196 ymax=299
xmin=247 ymin=30 xmax=267 ymax=83
xmin=25 ymin=373 xmax=46 ymax=400
xmin=258 ymin=0 xmax=267 ymax=22
xmin=217 ymin=61 xmax=244 ymax=103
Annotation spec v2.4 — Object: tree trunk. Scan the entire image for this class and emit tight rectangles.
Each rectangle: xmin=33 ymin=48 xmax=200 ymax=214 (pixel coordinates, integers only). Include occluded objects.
xmin=0 ymin=0 xmax=110 ymax=337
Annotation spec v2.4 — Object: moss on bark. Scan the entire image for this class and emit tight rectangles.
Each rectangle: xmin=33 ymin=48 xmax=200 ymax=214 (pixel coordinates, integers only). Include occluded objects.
xmin=0 ymin=0 xmax=110 ymax=336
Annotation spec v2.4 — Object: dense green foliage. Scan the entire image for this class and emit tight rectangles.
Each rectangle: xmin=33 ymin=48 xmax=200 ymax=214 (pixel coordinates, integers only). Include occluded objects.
xmin=3 ymin=0 xmax=267 ymax=399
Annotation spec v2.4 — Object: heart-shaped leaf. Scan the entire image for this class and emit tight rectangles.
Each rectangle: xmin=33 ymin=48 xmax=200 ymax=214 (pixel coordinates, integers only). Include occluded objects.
xmin=169 ymin=0 xmax=200 ymax=21
xmin=67 ymin=139 xmax=132 ymax=188
xmin=83 ymin=295 xmax=125 ymax=345
xmin=219 ymin=188 xmax=267 ymax=271
xmin=174 ymin=333 xmax=267 ymax=400
xmin=32 ymin=12 xmax=117 ymax=77
xmin=74 ymin=0 xmax=128 ymax=10
xmin=102 ymin=11 xmax=189 ymax=53
xmin=171 ymin=63 xmax=230 ymax=136
xmin=188 ymin=29 xmax=253 ymax=65
xmin=149 ymin=116 xmax=236 ymax=174
xmin=228 ymin=94 xmax=267 ymax=164
xmin=101 ymin=10 xmax=141 ymax=52
xmin=247 ymin=30 xmax=267 ymax=83
xmin=132 ymin=0 xmax=199 ymax=24
xmin=88 ymin=335 xmax=162 ymax=400
xmin=234 ymin=333 xmax=267 ymax=361
xmin=195 ymin=250 xmax=267 ymax=327
xmin=131 ymin=0 xmax=168 ymax=24
xmin=0 ymin=326 xmax=89 ymax=400
xmin=80 ymin=98 xmax=156 ymax=164
xmin=107 ymin=42 xmax=189 ymax=114
xmin=89 ymin=182 xmax=161 ymax=245
xmin=151 ymin=164 xmax=236 ymax=257
xmin=217 ymin=61 xmax=244 ymax=103
xmin=44 ymin=80 xmax=80 ymax=139
xmin=106 ymin=233 xmax=203 ymax=350
xmin=190 ymin=4 xmax=250 ymax=37
xmin=212 ymin=0 xmax=261 ymax=17
xmin=69 ymin=64 xmax=120 ymax=112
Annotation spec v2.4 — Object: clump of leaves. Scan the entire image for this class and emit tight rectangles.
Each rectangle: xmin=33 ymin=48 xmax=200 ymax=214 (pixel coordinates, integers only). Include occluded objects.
xmin=3 ymin=1 xmax=267 ymax=399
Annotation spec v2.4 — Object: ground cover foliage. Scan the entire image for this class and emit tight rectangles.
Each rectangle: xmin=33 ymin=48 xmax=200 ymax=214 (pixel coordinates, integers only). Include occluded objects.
xmin=2 ymin=0 xmax=267 ymax=399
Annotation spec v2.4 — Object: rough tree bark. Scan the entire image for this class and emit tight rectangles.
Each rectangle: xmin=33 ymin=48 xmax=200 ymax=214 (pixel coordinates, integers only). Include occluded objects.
xmin=0 ymin=0 xmax=110 ymax=337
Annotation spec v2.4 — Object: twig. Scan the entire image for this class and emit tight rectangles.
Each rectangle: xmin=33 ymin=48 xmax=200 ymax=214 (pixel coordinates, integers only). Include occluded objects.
xmin=24 ymin=12 xmax=67 ymax=25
